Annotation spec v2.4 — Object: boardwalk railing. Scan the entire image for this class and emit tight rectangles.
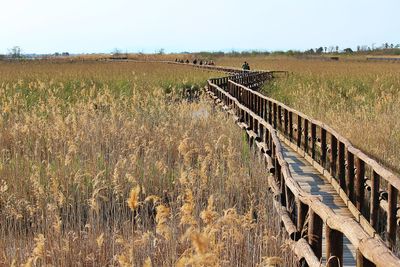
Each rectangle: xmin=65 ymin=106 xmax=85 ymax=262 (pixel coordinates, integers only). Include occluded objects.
xmin=225 ymin=77 xmax=400 ymax=248
xmin=202 ymin=66 xmax=400 ymax=267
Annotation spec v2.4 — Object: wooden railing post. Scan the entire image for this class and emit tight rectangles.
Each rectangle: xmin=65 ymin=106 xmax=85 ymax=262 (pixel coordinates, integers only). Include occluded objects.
xmin=308 ymin=210 xmax=322 ymax=259
xmin=268 ymin=101 xmax=272 ymax=125
xmin=263 ymin=99 xmax=267 ymax=121
xmin=370 ymin=171 xmax=380 ymax=230
xmin=330 ymin=135 xmax=338 ymax=179
xmin=254 ymin=120 xmax=259 ymax=140
xmin=338 ymin=142 xmax=346 ymax=189
xmin=297 ymin=115 xmax=302 ymax=148
xmin=289 ymin=111 xmax=293 ymax=142
xmin=297 ymin=200 xmax=308 ymax=234
xmin=278 ymin=105 xmax=282 ymax=130
xmin=321 ymin=128 xmax=327 ymax=168
xmin=326 ymin=225 xmax=343 ymax=267
xmin=304 ymin=119 xmax=309 ymax=152
xmin=346 ymin=151 xmax=355 ymax=202
xmin=279 ymin=169 xmax=286 ymax=207
xmin=283 ymin=109 xmax=289 ymax=137
xmin=311 ymin=123 xmax=316 ymax=160
xmin=355 ymin=158 xmax=365 ymax=211
xmin=273 ymin=103 xmax=277 ymax=129
xmin=387 ymin=185 xmax=398 ymax=248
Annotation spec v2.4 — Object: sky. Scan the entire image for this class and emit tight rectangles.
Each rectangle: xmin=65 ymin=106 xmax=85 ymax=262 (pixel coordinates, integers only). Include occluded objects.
xmin=0 ymin=0 xmax=399 ymax=54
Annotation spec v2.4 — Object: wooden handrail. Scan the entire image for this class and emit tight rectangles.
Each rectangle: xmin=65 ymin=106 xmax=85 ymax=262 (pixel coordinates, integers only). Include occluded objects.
xmin=227 ymin=78 xmax=400 ymax=244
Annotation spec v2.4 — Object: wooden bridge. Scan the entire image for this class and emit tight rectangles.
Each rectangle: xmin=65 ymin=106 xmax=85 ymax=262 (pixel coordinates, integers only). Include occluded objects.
xmin=166 ymin=61 xmax=400 ymax=267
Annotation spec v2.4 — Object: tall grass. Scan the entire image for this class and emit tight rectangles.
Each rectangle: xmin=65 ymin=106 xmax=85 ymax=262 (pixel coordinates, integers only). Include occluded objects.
xmin=0 ymin=61 xmax=294 ymax=266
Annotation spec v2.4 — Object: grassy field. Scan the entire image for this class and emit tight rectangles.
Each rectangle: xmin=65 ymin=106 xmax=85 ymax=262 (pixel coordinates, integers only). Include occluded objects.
xmin=0 ymin=61 xmax=294 ymax=266
xmin=217 ymin=56 xmax=400 ymax=174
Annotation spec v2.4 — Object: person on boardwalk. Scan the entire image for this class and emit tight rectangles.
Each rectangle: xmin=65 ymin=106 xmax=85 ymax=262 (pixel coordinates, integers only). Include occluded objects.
xmin=242 ymin=61 xmax=250 ymax=71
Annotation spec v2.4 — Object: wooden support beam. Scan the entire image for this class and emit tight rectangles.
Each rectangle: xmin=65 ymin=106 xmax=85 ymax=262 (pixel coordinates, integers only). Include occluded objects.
xmin=311 ymin=123 xmax=317 ymax=160
xmin=338 ymin=142 xmax=346 ymax=189
xmin=370 ymin=171 xmax=380 ymax=230
xmin=387 ymin=185 xmax=398 ymax=248
xmin=330 ymin=135 xmax=338 ymax=179
xmin=326 ymin=225 xmax=343 ymax=267
xmin=278 ymin=105 xmax=282 ymax=129
xmin=321 ymin=128 xmax=327 ymax=168
xmin=304 ymin=119 xmax=309 ymax=153
xmin=355 ymin=157 xmax=365 ymax=212
xmin=297 ymin=200 xmax=309 ymax=235
xmin=346 ymin=151 xmax=355 ymax=203
xmin=268 ymin=101 xmax=272 ymax=125
xmin=297 ymin=115 xmax=302 ymax=148
xmin=308 ymin=210 xmax=323 ymax=259
xmin=284 ymin=109 xmax=289 ymax=136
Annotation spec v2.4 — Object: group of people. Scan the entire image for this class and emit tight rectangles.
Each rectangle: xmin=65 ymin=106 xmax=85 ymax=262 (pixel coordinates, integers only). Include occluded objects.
xmin=174 ymin=58 xmax=250 ymax=70
xmin=175 ymin=58 xmax=215 ymax=66
xmin=242 ymin=61 xmax=251 ymax=70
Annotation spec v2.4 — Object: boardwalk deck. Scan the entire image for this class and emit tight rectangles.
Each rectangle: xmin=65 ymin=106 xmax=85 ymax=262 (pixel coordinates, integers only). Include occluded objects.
xmin=280 ymin=139 xmax=356 ymax=266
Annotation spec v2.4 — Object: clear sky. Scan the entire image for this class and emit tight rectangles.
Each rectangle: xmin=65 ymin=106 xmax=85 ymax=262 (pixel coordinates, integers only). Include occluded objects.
xmin=1 ymin=0 xmax=398 ymax=54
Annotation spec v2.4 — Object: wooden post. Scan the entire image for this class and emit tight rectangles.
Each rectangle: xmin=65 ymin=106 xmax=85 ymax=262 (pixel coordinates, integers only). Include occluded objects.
xmin=279 ymin=167 xmax=286 ymax=207
xmin=304 ymin=119 xmax=309 ymax=153
xmin=297 ymin=200 xmax=308 ymax=235
xmin=321 ymin=128 xmax=327 ymax=168
xmin=297 ymin=115 xmax=302 ymax=147
xmin=285 ymin=185 xmax=293 ymax=214
xmin=254 ymin=120 xmax=259 ymax=139
xmin=284 ymin=109 xmax=289 ymax=136
xmin=249 ymin=113 xmax=254 ymax=130
xmin=330 ymin=135 xmax=338 ymax=179
xmin=311 ymin=124 xmax=317 ymax=160
xmin=326 ymin=225 xmax=343 ymax=267
xmin=346 ymin=151 xmax=355 ymax=203
xmin=355 ymin=158 xmax=365 ymax=212
xmin=273 ymin=103 xmax=277 ymax=129
xmin=254 ymin=95 xmax=258 ymax=115
xmin=263 ymin=99 xmax=268 ymax=121
xmin=278 ymin=106 xmax=282 ymax=130
xmin=369 ymin=171 xmax=380 ymax=230
xmin=338 ymin=142 xmax=346 ymax=189
xmin=356 ymin=249 xmax=375 ymax=267
xmin=308 ymin=210 xmax=322 ymax=259
xmin=387 ymin=185 xmax=398 ymax=248
xmin=268 ymin=101 xmax=272 ymax=125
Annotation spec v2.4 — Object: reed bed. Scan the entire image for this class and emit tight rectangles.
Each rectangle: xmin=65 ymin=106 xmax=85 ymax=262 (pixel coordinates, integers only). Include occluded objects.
xmin=0 ymin=61 xmax=294 ymax=266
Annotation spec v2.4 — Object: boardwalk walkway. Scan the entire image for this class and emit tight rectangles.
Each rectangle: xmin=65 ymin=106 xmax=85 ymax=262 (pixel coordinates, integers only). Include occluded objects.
xmin=281 ymin=140 xmax=356 ymax=266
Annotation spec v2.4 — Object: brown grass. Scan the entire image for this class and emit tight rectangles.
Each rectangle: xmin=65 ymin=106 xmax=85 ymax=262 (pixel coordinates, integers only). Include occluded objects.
xmin=0 ymin=61 xmax=294 ymax=266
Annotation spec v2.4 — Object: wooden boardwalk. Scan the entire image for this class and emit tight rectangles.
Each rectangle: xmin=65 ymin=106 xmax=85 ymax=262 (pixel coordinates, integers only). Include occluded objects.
xmin=281 ymin=140 xmax=356 ymax=266
xmin=164 ymin=61 xmax=400 ymax=266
